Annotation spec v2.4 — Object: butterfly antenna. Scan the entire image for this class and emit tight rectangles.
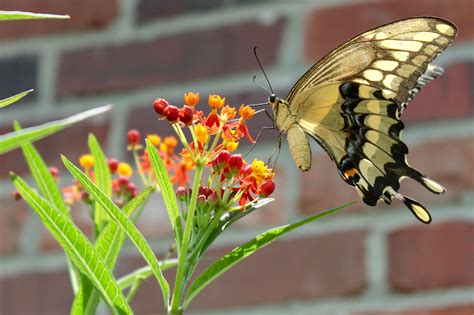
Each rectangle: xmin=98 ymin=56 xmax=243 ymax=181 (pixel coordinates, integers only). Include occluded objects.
xmin=253 ymin=46 xmax=274 ymax=94
xmin=252 ymin=75 xmax=272 ymax=94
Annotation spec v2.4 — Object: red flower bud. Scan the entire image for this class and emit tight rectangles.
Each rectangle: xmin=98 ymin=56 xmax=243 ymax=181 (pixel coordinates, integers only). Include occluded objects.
xmin=163 ymin=105 xmax=179 ymax=122
xmin=208 ymin=191 xmax=218 ymax=205
xmin=153 ymin=98 xmax=169 ymax=116
xmin=178 ymin=105 xmax=194 ymax=125
xmin=198 ymin=186 xmax=212 ymax=198
xmin=11 ymin=191 xmax=22 ymax=201
xmin=197 ymin=194 xmax=206 ymax=206
xmin=126 ymin=182 xmax=137 ymax=194
xmin=259 ymin=179 xmax=275 ymax=197
xmin=107 ymin=159 xmax=119 ymax=174
xmin=118 ymin=176 xmax=129 ymax=187
xmin=128 ymin=129 xmax=140 ymax=146
xmin=229 ymin=154 xmax=243 ymax=173
xmin=216 ymin=150 xmax=231 ymax=168
xmin=176 ymin=186 xmax=187 ymax=201
xmin=48 ymin=166 xmax=60 ymax=179
xmin=81 ymin=191 xmax=90 ymax=201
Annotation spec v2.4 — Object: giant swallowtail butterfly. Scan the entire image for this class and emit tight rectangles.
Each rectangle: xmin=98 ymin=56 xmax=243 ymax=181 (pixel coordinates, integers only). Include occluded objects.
xmin=268 ymin=17 xmax=457 ymax=223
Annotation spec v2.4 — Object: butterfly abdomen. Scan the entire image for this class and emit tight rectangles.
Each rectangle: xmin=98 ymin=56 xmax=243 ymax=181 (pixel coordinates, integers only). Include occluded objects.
xmin=287 ymin=124 xmax=311 ymax=171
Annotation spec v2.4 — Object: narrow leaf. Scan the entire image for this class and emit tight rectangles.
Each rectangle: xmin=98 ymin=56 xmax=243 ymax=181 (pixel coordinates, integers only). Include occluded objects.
xmin=15 ymin=122 xmax=80 ymax=293
xmin=15 ymin=122 xmax=69 ymax=216
xmin=72 ymin=187 xmax=153 ymax=315
xmin=0 ymin=105 xmax=111 ymax=155
xmin=0 ymin=11 xmax=69 ymax=20
xmin=11 ymin=173 xmax=132 ymax=315
xmin=62 ymin=156 xmax=170 ymax=308
xmin=146 ymin=140 xmax=182 ymax=249
xmin=184 ymin=202 xmax=353 ymax=308
xmin=0 ymin=89 xmax=33 ymax=108
xmin=88 ymin=134 xmax=112 ymax=233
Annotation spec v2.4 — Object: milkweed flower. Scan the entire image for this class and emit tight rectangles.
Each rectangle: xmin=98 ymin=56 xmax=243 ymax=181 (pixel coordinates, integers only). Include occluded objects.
xmin=184 ymin=92 xmax=199 ymax=107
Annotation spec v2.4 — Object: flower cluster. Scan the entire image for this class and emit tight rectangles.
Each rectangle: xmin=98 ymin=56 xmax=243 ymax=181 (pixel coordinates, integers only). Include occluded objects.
xmin=61 ymin=154 xmax=138 ymax=207
xmin=13 ymin=92 xmax=276 ymax=227
xmin=151 ymin=92 xmax=275 ymax=215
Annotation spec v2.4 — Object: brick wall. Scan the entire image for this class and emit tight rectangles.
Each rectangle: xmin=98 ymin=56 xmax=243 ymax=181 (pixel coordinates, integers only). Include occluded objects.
xmin=0 ymin=1 xmax=473 ymax=314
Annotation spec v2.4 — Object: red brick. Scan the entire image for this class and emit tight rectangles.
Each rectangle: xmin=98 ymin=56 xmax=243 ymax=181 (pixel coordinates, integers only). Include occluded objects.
xmin=305 ymin=0 xmax=473 ymax=62
xmin=0 ymin=0 xmax=118 ymax=40
xmin=389 ymin=221 xmax=474 ymax=292
xmin=403 ymin=63 xmax=472 ymax=123
xmin=0 ymin=270 xmax=72 ymax=315
xmin=128 ymin=229 xmax=367 ymax=312
xmin=298 ymin=136 xmax=474 ymax=217
xmin=0 ymin=114 xmax=110 ymax=179
xmin=0 ymin=197 xmax=29 ymax=256
xmin=353 ymin=304 xmax=474 ymax=315
xmin=57 ymin=19 xmax=285 ymax=97
xmin=137 ymin=0 xmax=231 ymax=22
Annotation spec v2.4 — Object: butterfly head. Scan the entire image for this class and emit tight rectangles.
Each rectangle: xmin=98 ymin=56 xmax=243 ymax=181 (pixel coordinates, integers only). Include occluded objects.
xmin=268 ymin=94 xmax=278 ymax=105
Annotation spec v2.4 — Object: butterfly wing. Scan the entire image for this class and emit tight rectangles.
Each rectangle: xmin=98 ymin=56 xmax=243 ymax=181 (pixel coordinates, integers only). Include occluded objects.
xmin=288 ymin=17 xmax=457 ymax=110
xmin=288 ymin=17 xmax=456 ymax=223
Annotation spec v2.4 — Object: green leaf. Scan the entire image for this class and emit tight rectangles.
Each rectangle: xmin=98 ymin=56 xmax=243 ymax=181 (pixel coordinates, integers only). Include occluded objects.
xmin=184 ymin=202 xmax=353 ymax=308
xmin=0 ymin=89 xmax=33 ymax=108
xmin=0 ymin=105 xmax=111 ymax=155
xmin=72 ymin=187 xmax=153 ymax=315
xmin=15 ymin=121 xmax=69 ymax=216
xmin=0 ymin=11 xmax=69 ymax=21
xmin=146 ymin=140 xmax=182 ymax=250
xmin=10 ymin=173 xmax=132 ymax=315
xmin=62 ymin=155 xmax=170 ymax=308
xmin=88 ymin=134 xmax=112 ymax=234
xmin=15 ymin=122 xmax=81 ymax=293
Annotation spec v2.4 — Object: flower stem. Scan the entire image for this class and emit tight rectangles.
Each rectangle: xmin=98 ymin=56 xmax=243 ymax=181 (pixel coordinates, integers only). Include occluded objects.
xmin=170 ymin=163 xmax=203 ymax=313
xmin=132 ymin=150 xmax=148 ymax=186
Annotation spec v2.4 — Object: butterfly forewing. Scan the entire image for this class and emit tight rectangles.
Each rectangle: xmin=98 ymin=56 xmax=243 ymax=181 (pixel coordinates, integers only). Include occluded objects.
xmin=287 ymin=17 xmax=457 ymax=108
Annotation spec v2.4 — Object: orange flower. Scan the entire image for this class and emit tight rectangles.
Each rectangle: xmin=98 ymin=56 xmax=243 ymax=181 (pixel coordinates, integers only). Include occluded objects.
xmin=239 ymin=105 xmax=255 ymax=120
xmin=164 ymin=136 xmax=178 ymax=149
xmin=221 ymin=105 xmax=236 ymax=120
xmin=208 ymin=94 xmax=225 ymax=110
xmin=184 ymin=92 xmax=200 ymax=107
xmin=147 ymin=134 xmax=161 ymax=146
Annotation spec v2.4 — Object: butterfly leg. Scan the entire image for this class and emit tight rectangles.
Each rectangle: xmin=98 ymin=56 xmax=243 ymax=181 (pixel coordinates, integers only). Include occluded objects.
xmin=267 ymin=132 xmax=283 ymax=169
xmin=243 ymin=126 xmax=276 ymax=157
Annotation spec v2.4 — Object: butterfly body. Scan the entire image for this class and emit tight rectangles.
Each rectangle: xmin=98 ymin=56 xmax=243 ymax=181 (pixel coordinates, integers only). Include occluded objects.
xmin=269 ymin=17 xmax=457 ymax=223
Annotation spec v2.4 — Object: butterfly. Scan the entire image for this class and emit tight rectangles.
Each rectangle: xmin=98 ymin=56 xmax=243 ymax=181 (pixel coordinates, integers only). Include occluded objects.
xmin=267 ymin=17 xmax=457 ymax=223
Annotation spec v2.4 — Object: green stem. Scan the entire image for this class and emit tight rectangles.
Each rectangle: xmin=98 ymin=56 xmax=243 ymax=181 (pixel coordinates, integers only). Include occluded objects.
xmin=126 ymin=277 xmax=143 ymax=302
xmin=133 ymin=150 xmax=148 ymax=186
xmin=173 ymin=124 xmax=194 ymax=159
xmin=117 ymin=259 xmax=178 ymax=290
xmin=170 ymin=164 xmax=203 ymax=313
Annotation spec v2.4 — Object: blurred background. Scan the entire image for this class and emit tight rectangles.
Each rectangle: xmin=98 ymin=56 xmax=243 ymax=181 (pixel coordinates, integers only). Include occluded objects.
xmin=0 ymin=0 xmax=473 ymax=314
